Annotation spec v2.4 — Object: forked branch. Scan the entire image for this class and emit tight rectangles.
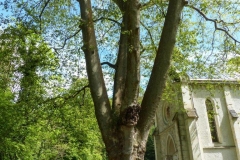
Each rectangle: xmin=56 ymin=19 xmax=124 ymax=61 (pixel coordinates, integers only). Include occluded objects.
xmin=42 ymin=84 xmax=89 ymax=105
xmin=54 ymin=28 xmax=82 ymax=50
xmin=188 ymin=5 xmax=240 ymax=44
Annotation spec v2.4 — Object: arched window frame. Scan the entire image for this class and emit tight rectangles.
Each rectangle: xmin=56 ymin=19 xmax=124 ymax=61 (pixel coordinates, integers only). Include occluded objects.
xmin=205 ymin=98 xmax=221 ymax=143
xmin=165 ymin=135 xmax=177 ymax=160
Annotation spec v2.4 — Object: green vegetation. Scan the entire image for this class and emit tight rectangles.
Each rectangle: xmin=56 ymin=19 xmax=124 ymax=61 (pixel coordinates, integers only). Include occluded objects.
xmin=0 ymin=25 xmax=106 ymax=159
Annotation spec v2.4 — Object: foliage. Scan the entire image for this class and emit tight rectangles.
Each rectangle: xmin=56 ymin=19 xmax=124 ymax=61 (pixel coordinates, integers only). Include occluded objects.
xmin=144 ymin=128 xmax=156 ymax=160
xmin=0 ymin=25 xmax=106 ymax=159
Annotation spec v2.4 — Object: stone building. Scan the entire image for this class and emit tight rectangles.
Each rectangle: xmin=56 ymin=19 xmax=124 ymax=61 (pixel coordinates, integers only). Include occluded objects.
xmin=154 ymin=76 xmax=240 ymax=160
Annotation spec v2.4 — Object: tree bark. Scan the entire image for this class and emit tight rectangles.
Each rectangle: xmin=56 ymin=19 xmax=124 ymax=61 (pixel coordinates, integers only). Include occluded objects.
xmin=112 ymin=16 xmax=128 ymax=114
xmin=77 ymin=0 xmax=113 ymax=152
xmin=112 ymin=0 xmax=141 ymax=112
xmin=111 ymin=1 xmax=141 ymax=159
xmin=138 ymin=0 xmax=185 ymax=139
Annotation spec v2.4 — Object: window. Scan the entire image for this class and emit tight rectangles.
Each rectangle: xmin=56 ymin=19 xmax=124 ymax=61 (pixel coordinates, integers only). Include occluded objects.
xmin=163 ymin=105 xmax=171 ymax=124
xmin=205 ymin=99 xmax=219 ymax=142
xmin=165 ymin=136 xmax=177 ymax=160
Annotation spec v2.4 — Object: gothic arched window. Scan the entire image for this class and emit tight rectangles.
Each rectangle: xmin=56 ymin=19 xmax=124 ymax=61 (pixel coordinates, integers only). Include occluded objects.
xmin=205 ymin=99 xmax=219 ymax=142
xmin=166 ymin=135 xmax=177 ymax=160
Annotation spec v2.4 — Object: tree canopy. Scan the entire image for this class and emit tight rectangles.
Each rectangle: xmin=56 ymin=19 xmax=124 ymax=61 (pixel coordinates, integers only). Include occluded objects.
xmin=1 ymin=0 xmax=240 ymax=159
xmin=0 ymin=24 xmax=106 ymax=159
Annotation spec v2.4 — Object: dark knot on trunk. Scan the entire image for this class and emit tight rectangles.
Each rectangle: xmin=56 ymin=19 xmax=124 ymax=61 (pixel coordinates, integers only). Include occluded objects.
xmin=121 ymin=103 xmax=141 ymax=126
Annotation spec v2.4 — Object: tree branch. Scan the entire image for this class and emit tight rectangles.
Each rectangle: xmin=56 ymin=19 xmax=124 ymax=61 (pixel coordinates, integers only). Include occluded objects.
xmin=101 ymin=62 xmax=116 ymax=69
xmin=54 ymin=28 xmax=82 ymax=50
xmin=42 ymin=85 xmax=90 ymax=108
xmin=187 ymin=5 xmax=240 ymax=44
xmin=112 ymin=0 xmax=141 ymax=113
xmin=94 ymin=17 xmax=121 ymax=26
xmin=138 ymin=0 xmax=185 ymax=137
xmin=78 ymin=0 xmax=112 ymax=151
xmin=112 ymin=19 xmax=127 ymax=114
xmin=68 ymin=85 xmax=89 ymax=100
xmin=39 ymin=0 xmax=51 ymax=31
xmin=120 ymin=0 xmax=141 ymax=109
xmin=140 ymin=21 xmax=157 ymax=52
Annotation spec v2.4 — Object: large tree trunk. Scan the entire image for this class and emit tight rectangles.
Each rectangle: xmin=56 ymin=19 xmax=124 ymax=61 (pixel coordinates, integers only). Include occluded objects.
xmin=78 ymin=0 xmax=185 ymax=159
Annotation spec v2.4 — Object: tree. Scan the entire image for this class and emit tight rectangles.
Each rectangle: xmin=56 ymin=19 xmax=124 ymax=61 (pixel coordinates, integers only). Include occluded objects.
xmin=144 ymin=127 xmax=155 ymax=160
xmin=0 ymin=25 xmax=106 ymax=159
xmin=78 ymin=0 xmax=185 ymax=159
xmin=1 ymin=0 xmax=240 ymax=159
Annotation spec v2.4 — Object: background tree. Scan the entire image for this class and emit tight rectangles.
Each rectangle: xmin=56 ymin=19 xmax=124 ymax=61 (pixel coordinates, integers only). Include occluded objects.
xmin=144 ymin=128 xmax=155 ymax=160
xmin=0 ymin=25 xmax=106 ymax=159
xmin=1 ymin=0 xmax=240 ymax=159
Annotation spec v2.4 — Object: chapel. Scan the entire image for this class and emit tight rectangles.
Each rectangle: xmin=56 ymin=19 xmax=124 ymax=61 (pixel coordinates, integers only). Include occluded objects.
xmin=154 ymin=75 xmax=240 ymax=160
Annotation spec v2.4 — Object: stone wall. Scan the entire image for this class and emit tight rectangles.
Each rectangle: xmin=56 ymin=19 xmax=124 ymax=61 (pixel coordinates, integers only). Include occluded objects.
xmin=154 ymin=79 xmax=240 ymax=160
